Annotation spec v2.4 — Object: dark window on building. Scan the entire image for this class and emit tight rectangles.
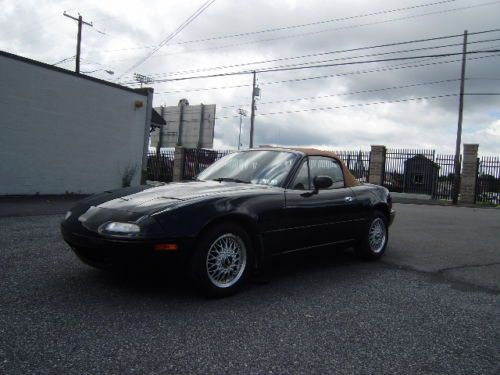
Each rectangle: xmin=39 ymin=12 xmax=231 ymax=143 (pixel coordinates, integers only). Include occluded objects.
xmin=413 ymin=173 xmax=424 ymax=185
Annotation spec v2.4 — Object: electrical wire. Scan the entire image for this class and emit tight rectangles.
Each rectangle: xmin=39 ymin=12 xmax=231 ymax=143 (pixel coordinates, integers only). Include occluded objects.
xmin=215 ymin=94 xmax=460 ymax=119
xmin=52 ymin=56 xmax=75 ymax=66
xmin=154 ymin=52 xmax=500 ymax=94
xmin=140 ymin=49 xmax=500 ymax=87
xmin=117 ymin=0 xmax=216 ymax=79
xmin=102 ymin=0 xmax=458 ymax=54
xmin=123 ymin=30 xmax=500 ymax=79
xmin=110 ymin=0 xmax=500 ymax=65
xmin=219 ymin=79 xmax=462 ymax=109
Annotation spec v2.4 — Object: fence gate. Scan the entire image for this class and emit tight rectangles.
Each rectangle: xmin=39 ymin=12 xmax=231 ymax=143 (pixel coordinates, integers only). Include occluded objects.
xmin=383 ymin=149 xmax=437 ymax=194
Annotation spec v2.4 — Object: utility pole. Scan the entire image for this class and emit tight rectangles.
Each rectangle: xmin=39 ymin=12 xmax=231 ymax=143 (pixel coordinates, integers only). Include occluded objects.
xmin=63 ymin=12 xmax=93 ymax=74
xmin=452 ymin=30 xmax=468 ymax=205
xmin=237 ymin=108 xmax=248 ymax=150
xmin=249 ymin=71 xmax=258 ymax=148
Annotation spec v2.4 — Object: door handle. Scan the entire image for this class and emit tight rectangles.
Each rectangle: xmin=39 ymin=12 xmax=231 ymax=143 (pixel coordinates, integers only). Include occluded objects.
xmin=344 ymin=196 xmax=354 ymax=202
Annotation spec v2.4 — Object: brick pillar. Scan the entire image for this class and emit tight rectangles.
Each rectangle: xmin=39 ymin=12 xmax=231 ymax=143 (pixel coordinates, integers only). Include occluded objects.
xmin=368 ymin=145 xmax=386 ymax=185
xmin=459 ymin=144 xmax=479 ymax=204
xmin=173 ymin=146 xmax=185 ymax=182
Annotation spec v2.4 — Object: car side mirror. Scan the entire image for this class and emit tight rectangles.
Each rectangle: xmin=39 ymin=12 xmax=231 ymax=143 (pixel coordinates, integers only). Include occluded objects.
xmin=313 ymin=175 xmax=333 ymax=192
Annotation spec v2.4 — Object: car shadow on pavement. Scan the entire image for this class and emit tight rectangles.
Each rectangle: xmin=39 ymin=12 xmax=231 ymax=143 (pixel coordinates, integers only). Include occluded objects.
xmin=67 ymin=247 xmax=365 ymax=300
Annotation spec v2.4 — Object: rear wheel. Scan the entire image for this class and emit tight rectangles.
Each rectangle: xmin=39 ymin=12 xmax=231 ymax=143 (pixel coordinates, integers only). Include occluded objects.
xmin=355 ymin=211 xmax=388 ymax=260
xmin=191 ymin=223 xmax=252 ymax=297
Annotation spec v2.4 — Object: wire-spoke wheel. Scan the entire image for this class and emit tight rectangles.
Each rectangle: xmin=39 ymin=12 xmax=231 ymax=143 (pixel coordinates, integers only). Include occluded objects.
xmin=192 ymin=223 xmax=252 ymax=297
xmin=206 ymin=233 xmax=247 ymax=288
xmin=368 ymin=218 xmax=386 ymax=254
xmin=355 ymin=211 xmax=388 ymax=260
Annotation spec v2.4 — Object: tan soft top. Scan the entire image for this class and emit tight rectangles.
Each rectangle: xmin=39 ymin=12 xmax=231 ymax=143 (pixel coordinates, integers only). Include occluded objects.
xmin=261 ymin=147 xmax=360 ymax=187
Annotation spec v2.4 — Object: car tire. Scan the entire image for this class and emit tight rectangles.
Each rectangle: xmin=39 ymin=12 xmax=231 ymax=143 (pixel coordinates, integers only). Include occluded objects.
xmin=191 ymin=223 xmax=253 ymax=297
xmin=354 ymin=210 xmax=388 ymax=261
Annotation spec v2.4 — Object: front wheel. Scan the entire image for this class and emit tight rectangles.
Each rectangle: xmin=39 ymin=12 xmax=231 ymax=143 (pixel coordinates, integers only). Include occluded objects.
xmin=355 ymin=211 xmax=388 ymax=260
xmin=191 ymin=223 xmax=252 ymax=297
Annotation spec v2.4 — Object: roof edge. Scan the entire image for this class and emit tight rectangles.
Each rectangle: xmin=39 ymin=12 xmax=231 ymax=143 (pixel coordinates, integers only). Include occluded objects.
xmin=0 ymin=50 xmax=150 ymax=96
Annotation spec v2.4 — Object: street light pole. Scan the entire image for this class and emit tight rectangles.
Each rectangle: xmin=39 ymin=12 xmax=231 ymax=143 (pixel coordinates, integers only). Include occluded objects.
xmin=249 ymin=71 xmax=257 ymax=148
xmin=237 ymin=108 xmax=248 ymax=150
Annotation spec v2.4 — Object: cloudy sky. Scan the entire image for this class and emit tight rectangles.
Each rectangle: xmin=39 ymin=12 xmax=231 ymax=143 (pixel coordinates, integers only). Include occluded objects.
xmin=1 ymin=0 xmax=499 ymax=154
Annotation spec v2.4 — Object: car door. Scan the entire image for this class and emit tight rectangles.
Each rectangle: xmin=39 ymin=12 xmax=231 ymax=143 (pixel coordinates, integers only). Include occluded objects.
xmin=279 ymin=156 xmax=359 ymax=254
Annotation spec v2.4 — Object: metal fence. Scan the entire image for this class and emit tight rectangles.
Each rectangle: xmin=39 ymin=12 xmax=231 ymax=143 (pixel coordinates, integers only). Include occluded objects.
xmin=383 ymin=149 xmax=459 ymax=199
xmin=432 ymin=154 xmax=457 ymax=200
xmin=182 ymin=148 xmax=234 ymax=180
xmin=333 ymin=150 xmax=371 ymax=182
xmin=476 ymin=156 xmax=500 ymax=204
xmin=146 ymin=148 xmax=498 ymax=205
xmin=383 ymin=149 xmax=436 ymax=194
xmin=147 ymin=149 xmax=175 ymax=183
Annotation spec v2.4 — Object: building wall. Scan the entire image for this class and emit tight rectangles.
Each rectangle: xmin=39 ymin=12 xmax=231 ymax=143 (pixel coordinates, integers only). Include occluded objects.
xmin=0 ymin=52 xmax=152 ymax=195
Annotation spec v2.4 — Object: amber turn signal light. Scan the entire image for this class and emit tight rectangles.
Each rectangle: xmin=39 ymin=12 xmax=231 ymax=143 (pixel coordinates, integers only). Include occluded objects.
xmin=154 ymin=243 xmax=178 ymax=251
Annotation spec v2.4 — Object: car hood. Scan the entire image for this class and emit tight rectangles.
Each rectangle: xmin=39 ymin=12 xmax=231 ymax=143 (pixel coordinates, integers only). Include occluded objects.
xmin=94 ymin=181 xmax=276 ymax=214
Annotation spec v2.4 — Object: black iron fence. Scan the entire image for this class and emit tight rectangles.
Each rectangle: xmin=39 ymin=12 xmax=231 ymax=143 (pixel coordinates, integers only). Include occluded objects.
xmin=334 ymin=150 xmax=371 ymax=183
xmin=432 ymin=154 xmax=458 ymax=200
xmin=476 ymin=156 xmax=500 ymax=205
xmin=147 ymin=149 xmax=175 ymax=183
xmin=183 ymin=148 xmax=234 ymax=180
xmin=384 ymin=149 xmax=436 ymax=194
xmin=383 ymin=149 xmax=459 ymax=199
xmin=146 ymin=147 xmax=498 ymax=205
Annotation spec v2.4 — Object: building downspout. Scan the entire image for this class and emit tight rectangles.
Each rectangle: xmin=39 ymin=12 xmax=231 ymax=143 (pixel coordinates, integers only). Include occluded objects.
xmin=141 ymin=88 xmax=154 ymax=184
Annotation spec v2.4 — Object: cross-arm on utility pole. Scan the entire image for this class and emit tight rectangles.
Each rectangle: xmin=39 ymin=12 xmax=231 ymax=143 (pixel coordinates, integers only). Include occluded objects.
xmin=63 ymin=11 xmax=93 ymax=74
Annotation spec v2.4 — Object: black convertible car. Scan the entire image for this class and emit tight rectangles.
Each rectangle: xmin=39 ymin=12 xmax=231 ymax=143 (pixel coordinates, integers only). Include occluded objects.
xmin=61 ymin=148 xmax=395 ymax=296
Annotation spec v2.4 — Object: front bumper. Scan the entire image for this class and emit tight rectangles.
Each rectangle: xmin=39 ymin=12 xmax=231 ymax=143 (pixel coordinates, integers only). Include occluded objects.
xmin=61 ymin=224 xmax=194 ymax=269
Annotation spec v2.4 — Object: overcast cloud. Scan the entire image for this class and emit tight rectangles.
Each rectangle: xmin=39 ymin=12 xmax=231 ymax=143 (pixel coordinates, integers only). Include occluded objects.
xmin=1 ymin=0 xmax=499 ymax=154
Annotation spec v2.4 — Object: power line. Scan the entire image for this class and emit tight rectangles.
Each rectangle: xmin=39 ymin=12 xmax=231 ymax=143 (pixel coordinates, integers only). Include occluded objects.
xmin=110 ymin=0 xmax=500 ymax=65
xmin=123 ymin=30 xmax=500 ymax=80
xmin=117 ymin=0 xmax=216 ymax=79
xmin=259 ymin=52 xmax=500 ymax=86
xmin=219 ymin=79 xmax=462 ymax=109
xmin=94 ymin=0 xmax=458 ymax=54
xmin=176 ymin=0 xmax=462 ymax=47
xmin=52 ymin=56 xmax=75 ymax=66
xmin=141 ymin=49 xmax=500 ymax=86
xmin=216 ymin=94 xmax=460 ymax=119
xmin=256 ymin=49 xmax=500 ymax=74
xmin=223 ymin=38 xmax=500 ymax=77
xmin=154 ymin=52 xmax=500 ymax=95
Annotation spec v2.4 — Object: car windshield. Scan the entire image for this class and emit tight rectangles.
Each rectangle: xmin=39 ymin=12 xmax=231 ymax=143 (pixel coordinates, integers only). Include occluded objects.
xmin=198 ymin=150 xmax=299 ymax=187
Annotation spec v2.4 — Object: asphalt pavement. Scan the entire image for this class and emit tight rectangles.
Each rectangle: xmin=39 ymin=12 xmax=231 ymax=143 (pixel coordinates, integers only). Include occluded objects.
xmin=0 ymin=201 xmax=499 ymax=374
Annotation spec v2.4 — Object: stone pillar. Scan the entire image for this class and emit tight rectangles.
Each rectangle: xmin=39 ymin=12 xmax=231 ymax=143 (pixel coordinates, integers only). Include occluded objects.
xmin=368 ymin=145 xmax=386 ymax=185
xmin=459 ymin=144 xmax=479 ymax=204
xmin=173 ymin=146 xmax=185 ymax=182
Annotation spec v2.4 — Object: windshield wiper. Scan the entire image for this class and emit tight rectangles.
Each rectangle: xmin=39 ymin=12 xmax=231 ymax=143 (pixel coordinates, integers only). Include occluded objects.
xmin=212 ymin=177 xmax=250 ymax=183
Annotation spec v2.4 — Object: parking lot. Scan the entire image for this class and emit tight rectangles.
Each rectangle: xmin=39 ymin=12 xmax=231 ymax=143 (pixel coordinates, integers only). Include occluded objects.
xmin=0 ymin=202 xmax=499 ymax=374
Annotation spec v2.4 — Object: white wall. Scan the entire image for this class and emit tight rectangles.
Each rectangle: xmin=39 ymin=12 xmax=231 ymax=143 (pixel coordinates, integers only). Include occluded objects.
xmin=0 ymin=52 xmax=152 ymax=195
